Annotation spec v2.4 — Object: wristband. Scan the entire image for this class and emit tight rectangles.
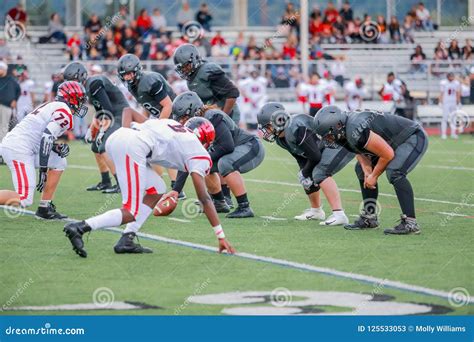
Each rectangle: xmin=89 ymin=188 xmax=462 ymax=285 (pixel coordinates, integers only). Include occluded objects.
xmin=213 ymin=224 xmax=225 ymax=239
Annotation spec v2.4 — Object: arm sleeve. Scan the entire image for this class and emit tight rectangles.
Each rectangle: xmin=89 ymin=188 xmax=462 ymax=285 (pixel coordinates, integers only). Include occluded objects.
xmin=149 ymin=79 xmax=168 ymax=103
xmin=89 ymin=79 xmax=114 ymax=116
xmin=39 ymin=127 xmax=56 ymax=169
xmin=172 ymin=171 xmax=189 ymax=193
xmin=295 ymin=127 xmax=322 ymax=178
xmin=208 ymin=116 xmax=235 ymax=162
xmin=208 ymin=72 xmax=240 ymax=99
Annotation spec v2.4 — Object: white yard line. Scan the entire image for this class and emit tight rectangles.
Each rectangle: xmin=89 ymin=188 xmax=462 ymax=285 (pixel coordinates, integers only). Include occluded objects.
xmin=1 ymin=205 xmax=472 ymax=304
xmin=437 ymin=212 xmax=471 ymax=217
xmin=167 ymin=217 xmax=191 ymax=223
xmin=260 ymin=216 xmax=288 ymax=221
xmin=245 ymin=178 xmax=474 ymax=208
xmin=425 ymin=165 xmax=474 ymax=171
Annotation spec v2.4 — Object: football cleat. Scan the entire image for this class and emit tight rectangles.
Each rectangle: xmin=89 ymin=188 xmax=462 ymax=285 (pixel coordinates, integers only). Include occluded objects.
xmin=64 ymin=221 xmax=91 ymax=258
xmin=294 ymin=208 xmax=325 ymax=221
xmin=177 ymin=191 xmax=187 ymax=200
xmin=384 ymin=215 xmax=421 ymax=235
xmin=114 ymin=232 xmax=153 ymax=254
xmin=102 ymin=184 xmax=120 ymax=194
xmin=86 ymin=181 xmax=112 ymax=191
xmin=35 ymin=202 xmax=68 ymax=220
xmin=224 ymin=196 xmax=234 ymax=209
xmin=226 ymin=202 xmax=254 ymax=218
xmin=320 ymin=211 xmax=349 ymax=226
xmin=213 ymin=199 xmax=231 ymax=213
xmin=344 ymin=210 xmax=379 ymax=230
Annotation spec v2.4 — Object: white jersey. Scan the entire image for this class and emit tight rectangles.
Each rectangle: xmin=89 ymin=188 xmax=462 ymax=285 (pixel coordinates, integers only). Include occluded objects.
xmin=382 ymin=79 xmax=403 ymax=102
xmin=17 ymin=79 xmax=35 ymax=120
xmin=321 ymin=79 xmax=338 ymax=105
xmin=137 ymin=119 xmax=212 ymax=176
xmin=240 ymin=76 xmax=267 ymax=104
xmin=171 ymin=79 xmax=189 ymax=95
xmin=440 ymin=79 xmax=460 ymax=104
xmin=306 ymin=83 xmax=325 ymax=107
xmin=345 ymin=81 xmax=366 ymax=111
xmin=2 ymin=101 xmax=73 ymax=155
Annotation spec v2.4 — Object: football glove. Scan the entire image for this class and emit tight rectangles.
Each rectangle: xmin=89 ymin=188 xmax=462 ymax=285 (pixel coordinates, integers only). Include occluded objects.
xmin=36 ymin=167 xmax=48 ymax=192
xmin=96 ymin=129 xmax=106 ymax=147
xmin=52 ymin=143 xmax=70 ymax=158
xmin=84 ymin=127 xmax=93 ymax=143
xmin=298 ymin=170 xmax=314 ymax=191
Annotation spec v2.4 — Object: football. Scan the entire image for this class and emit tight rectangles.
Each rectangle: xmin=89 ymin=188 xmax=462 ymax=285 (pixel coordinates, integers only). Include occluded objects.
xmin=153 ymin=197 xmax=178 ymax=217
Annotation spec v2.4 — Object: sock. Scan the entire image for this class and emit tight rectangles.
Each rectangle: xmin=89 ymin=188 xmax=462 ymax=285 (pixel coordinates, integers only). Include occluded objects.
xmin=85 ymin=208 xmax=123 ymax=230
xmin=124 ymin=205 xmax=153 ymax=234
xmin=39 ymin=200 xmax=51 ymax=208
xmin=358 ymin=179 xmax=379 ymax=215
xmin=101 ymin=171 xmax=111 ymax=184
xmin=221 ymin=184 xmax=231 ymax=198
xmin=236 ymin=193 xmax=248 ymax=205
xmin=311 ymin=206 xmax=322 ymax=211
xmin=393 ymin=177 xmax=416 ymax=218
xmin=211 ymin=191 xmax=225 ymax=201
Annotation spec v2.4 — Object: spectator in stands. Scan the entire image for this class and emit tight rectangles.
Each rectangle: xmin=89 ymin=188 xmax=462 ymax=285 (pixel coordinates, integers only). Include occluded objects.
xmin=388 ymin=16 xmax=401 ymax=43
xmin=462 ymin=39 xmax=473 ymax=60
xmin=136 ymin=9 xmax=152 ymax=36
xmin=333 ymin=15 xmax=346 ymax=43
xmin=272 ymin=66 xmax=291 ymax=88
xmin=121 ymin=27 xmax=138 ymax=54
xmin=324 ymin=1 xmax=339 ymax=24
xmin=281 ymin=2 xmax=299 ymax=36
xmin=46 ymin=13 xmax=67 ymax=44
xmin=376 ymin=15 xmax=390 ymax=43
xmin=347 ymin=17 xmax=362 ymax=42
xmin=119 ymin=5 xmax=131 ymax=25
xmin=88 ymin=47 xmax=101 ymax=61
xmin=416 ymin=2 xmax=433 ymax=31
xmin=210 ymin=31 xmax=226 ymax=46
xmin=410 ymin=45 xmax=427 ymax=73
xmin=85 ymin=14 xmax=102 ymax=38
xmin=230 ymin=32 xmax=246 ymax=57
xmin=151 ymin=8 xmax=167 ymax=37
xmin=402 ymin=15 xmax=415 ymax=43
xmin=0 ymin=61 xmax=20 ymax=144
xmin=7 ymin=3 xmax=27 ymax=24
xmin=282 ymin=35 xmax=298 ymax=60
xmin=434 ymin=40 xmax=449 ymax=60
xmin=339 ymin=1 xmax=353 ymax=22
xmin=196 ymin=3 xmax=213 ymax=31
xmin=177 ymin=1 xmax=194 ymax=31
xmin=330 ymin=56 xmax=346 ymax=87
xmin=309 ymin=14 xmax=323 ymax=38
xmin=448 ymin=39 xmax=462 ymax=60
xmin=69 ymin=45 xmax=82 ymax=61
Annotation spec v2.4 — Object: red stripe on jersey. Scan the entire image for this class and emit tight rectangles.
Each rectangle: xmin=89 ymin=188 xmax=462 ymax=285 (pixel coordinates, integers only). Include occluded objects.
xmin=20 ymin=162 xmax=29 ymax=201
xmin=13 ymin=161 xmax=23 ymax=197
xmin=189 ymin=156 xmax=213 ymax=175
xmin=133 ymin=162 xmax=140 ymax=218
xmin=123 ymin=155 xmax=132 ymax=213
xmin=55 ymin=108 xmax=73 ymax=130
xmin=146 ymin=187 xmax=158 ymax=195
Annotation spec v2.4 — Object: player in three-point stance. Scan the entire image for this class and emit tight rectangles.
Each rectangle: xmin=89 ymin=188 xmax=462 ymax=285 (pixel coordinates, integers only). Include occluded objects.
xmin=258 ymin=103 xmax=352 ymax=225
xmin=314 ymin=106 xmax=428 ymax=235
xmin=0 ymin=81 xmax=88 ymax=219
xmin=63 ymin=118 xmax=235 ymax=257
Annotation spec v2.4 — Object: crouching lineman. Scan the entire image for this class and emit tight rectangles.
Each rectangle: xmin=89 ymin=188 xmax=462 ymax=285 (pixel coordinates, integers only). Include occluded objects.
xmin=63 ymin=62 xmax=126 ymax=193
xmin=314 ymin=106 xmax=428 ymax=234
xmin=258 ymin=103 xmax=352 ymax=225
xmin=0 ymin=81 xmax=88 ymax=219
xmin=63 ymin=118 xmax=235 ymax=257
xmin=172 ymin=91 xmax=265 ymax=218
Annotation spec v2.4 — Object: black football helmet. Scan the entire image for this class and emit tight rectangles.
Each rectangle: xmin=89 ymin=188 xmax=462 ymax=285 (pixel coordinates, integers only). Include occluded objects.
xmin=118 ymin=54 xmax=142 ymax=86
xmin=172 ymin=91 xmax=204 ymax=122
xmin=63 ymin=62 xmax=88 ymax=84
xmin=173 ymin=44 xmax=202 ymax=80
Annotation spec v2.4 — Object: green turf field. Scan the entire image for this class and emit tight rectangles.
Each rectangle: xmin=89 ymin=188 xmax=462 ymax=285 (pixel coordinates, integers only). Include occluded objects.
xmin=1 ymin=136 xmax=473 ymax=315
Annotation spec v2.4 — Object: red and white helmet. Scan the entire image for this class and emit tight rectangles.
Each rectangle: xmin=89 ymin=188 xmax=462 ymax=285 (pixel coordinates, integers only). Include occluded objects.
xmin=56 ymin=81 xmax=88 ymax=118
xmin=184 ymin=117 xmax=215 ymax=149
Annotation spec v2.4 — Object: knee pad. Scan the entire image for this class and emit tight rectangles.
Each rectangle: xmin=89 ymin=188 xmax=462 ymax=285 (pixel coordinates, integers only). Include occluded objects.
xmin=354 ymin=162 xmax=365 ymax=181
xmin=387 ymin=169 xmax=406 ymax=185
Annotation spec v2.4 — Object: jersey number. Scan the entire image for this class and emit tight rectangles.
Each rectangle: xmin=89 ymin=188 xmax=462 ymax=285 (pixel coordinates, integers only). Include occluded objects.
xmin=54 ymin=113 xmax=69 ymax=128
xmin=30 ymin=102 xmax=50 ymax=116
xmin=143 ymin=102 xmax=161 ymax=117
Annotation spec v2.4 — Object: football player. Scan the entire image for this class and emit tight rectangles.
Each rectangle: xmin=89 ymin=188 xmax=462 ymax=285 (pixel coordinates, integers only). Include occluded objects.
xmin=63 ymin=62 xmax=126 ymax=193
xmin=306 ymin=73 xmax=326 ymax=117
xmin=258 ymin=103 xmax=352 ymax=225
xmin=0 ymin=81 xmax=88 ymax=219
xmin=439 ymin=72 xmax=461 ymax=139
xmin=117 ymin=54 xmax=184 ymax=199
xmin=239 ymin=68 xmax=268 ymax=132
xmin=344 ymin=78 xmax=366 ymax=111
xmin=172 ymin=91 xmax=265 ymax=218
xmin=314 ymin=106 xmax=429 ymax=235
xmin=63 ymin=119 xmax=235 ymax=257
